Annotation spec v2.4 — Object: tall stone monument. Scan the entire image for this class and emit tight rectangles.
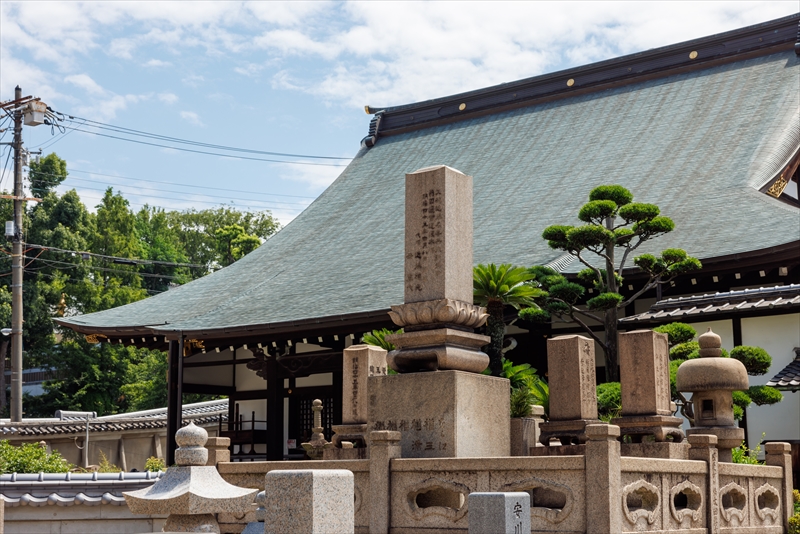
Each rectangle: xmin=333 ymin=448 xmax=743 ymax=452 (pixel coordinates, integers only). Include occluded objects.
xmin=368 ymin=165 xmax=510 ymax=458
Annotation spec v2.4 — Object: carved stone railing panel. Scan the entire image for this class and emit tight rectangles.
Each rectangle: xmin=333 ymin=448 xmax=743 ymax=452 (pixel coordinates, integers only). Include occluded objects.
xmin=621 ymin=479 xmax=661 ymax=527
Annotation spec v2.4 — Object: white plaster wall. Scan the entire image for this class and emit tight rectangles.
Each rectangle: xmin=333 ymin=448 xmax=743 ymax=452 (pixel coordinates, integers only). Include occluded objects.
xmin=183 ymin=349 xmax=234 ymax=387
xmin=742 ymin=313 xmax=800 ymax=446
xmin=235 ymin=346 xmax=266 ymax=392
xmin=296 ymin=373 xmax=333 ymax=388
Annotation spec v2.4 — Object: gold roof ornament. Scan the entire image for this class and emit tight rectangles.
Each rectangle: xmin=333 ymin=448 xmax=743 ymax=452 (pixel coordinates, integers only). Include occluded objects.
xmin=84 ymin=333 xmax=107 ymax=344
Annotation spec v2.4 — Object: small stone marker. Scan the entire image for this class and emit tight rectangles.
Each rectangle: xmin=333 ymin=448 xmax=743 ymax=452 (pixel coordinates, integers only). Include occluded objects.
xmin=264 ymin=469 xmax=354 ymax=534
xmin=468 ymin=492 xmax=531 ymax=534
xmin=342 ymin=344 xmax=387 ymax=424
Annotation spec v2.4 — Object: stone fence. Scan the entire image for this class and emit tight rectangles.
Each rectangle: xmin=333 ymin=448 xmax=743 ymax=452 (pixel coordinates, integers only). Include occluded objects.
xmin=217 ymin=428 xmax=793 ymax=534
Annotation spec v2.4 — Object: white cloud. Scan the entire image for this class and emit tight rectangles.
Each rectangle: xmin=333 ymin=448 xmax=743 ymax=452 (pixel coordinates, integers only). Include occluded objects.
xmin=276 ymin=161 xmax=347 ymax=189
xmin=182 ymin=74 xmax=205 ymax=87
xmin=180 ymin=111 xmax=204 ymax=126
xmin=143 ymin=59 xmax=172 ymax=68
xmin=158 ymin=92 xmax=179 ymax=104
xmin=64 ymin=74 xmax=106 ymax=95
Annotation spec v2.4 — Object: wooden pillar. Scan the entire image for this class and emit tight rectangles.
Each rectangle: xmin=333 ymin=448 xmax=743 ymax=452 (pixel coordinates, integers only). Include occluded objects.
xmin=166 ymin=339 xmax=183 ymax=466
xmin=266 ymin=354 xmax=283 ymax=461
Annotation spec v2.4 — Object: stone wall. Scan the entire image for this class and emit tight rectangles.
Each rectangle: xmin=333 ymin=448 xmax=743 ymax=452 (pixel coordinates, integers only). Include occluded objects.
xmin=217 ymin=429 xmax=793 ymax=534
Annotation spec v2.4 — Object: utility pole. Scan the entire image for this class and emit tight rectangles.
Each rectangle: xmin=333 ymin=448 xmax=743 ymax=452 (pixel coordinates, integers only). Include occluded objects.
xmin=10 ymin=85 xmax=24 ymax=422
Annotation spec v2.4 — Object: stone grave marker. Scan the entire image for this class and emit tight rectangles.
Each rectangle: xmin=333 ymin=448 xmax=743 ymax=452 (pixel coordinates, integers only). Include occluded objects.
xmin=468 ymin=492 xmax=531 ymax=534
xmin=613 ymin=329 xmax=686 ymax=458
xmin=538 ymin=335 xmax=600 ymax=446
xmin=368 ymin=165 xmax=509 ymax=458
xmin=327 ymin=344 xmax=387 ymax=458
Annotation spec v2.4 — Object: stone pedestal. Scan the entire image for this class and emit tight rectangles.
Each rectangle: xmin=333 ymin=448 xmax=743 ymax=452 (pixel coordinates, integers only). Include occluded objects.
xmin=613 ymin=330 xmax=684 ymax=443
xmin=386 ymin=327 xmax=489 ymax=373
xmin=686 ymin=425 xmax=743 ymax=463
xmin=539 ymin=335 xmax=600 ymax=446
xmin=367 ymin=371 xmax=510 ymax=458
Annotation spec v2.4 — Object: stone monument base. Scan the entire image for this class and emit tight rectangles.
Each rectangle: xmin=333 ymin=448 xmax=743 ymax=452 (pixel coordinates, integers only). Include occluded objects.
xmin=386 ymin=328 xmax=489 ymax=373
xmin=620 ymin=441 xmax=690 ymax=459
xmin=538 ymin=419 xmax=600 ymax=446
xmin=611 ymin=414 xmax=685 ymax=443
xmin=367 ymin=370 xmax=509 ymax=458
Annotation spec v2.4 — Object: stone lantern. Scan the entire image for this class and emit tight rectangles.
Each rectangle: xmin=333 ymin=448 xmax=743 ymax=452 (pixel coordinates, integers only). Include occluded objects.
xmin=676 ymin=328 xmax=749 ymax=462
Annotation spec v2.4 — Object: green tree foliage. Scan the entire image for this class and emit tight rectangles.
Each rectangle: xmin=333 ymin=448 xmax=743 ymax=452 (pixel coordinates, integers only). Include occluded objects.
xmin=525 ymin=185 xmax=701 ymax=381
xmin=0 ymin=440 xmax=73 ymax=473
xmin=0 ymin=153 xmax=279 ymax=416
xmin=361 ymin=328 xmax=402 ymax=351
xmin=165 ymin=207 xmax=279 ymax=271
xmin=28 ymin=153 xmax=68 ymax=198
xmin=473 ymin=264 xmax=543 ymax=377
xmin=596 ymin=382 xmax=621 ymax=422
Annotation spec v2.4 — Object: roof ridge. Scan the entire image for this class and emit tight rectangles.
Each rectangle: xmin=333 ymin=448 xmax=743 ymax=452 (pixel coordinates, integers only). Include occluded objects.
xmin=365 ymin=13 xmax=800 ymax=139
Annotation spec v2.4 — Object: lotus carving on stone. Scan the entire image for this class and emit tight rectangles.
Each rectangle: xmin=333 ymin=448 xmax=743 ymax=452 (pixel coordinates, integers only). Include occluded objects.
xmin=389 ymin=299 xmax=488 ymax=328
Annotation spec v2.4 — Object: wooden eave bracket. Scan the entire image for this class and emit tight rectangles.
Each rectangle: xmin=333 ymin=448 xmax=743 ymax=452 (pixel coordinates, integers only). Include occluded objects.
xmin=761 ymin=145 xmax=800 ymax=199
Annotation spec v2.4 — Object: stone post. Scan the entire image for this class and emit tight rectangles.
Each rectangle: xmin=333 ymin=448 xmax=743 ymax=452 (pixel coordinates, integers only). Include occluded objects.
xmin=584 ymin=424 xmax=621 ymax=534
xmin=205 ymin=436 xmax=231 ymax=466
xmin=1 ymin=495 xmax=4 ymax=534
xmin=369 ymin=430 xmax=401 ymax=534
xmin=264 ymin=470 xmax=354 ymax=534
xmin=765 ymin=442 xmax=794 ymax=531
xmin=688 ymin=434 xmax=720 ymax=534
xmin=468 ymin=492 xmax=531 ymax=534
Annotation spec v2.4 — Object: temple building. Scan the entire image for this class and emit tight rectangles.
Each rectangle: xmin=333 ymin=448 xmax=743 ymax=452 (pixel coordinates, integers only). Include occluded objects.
xmin=57 ymin=14 xmax=800 ymax=463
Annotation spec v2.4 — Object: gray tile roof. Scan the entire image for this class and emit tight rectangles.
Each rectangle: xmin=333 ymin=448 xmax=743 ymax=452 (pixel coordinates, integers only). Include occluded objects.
xmin=767 ymin=348 xmax=800 ymax=390
xmin=58 ymin=27 xmax=800 ymax=337
xmin=0 ymin=471 xmax=164 ymax=507
xmin=620 ymin=284 xmax=800 ymax=324
xmin=0 ymin=399 xmax=228 ymax=437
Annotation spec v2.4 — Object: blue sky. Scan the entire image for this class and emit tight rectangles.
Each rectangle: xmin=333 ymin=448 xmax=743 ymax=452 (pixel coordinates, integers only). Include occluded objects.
xmin=1 ymin=1 xmax=797 ymax=225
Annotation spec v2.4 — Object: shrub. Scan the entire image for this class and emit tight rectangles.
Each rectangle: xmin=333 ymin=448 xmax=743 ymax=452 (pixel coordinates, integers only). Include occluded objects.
xmin=0 ymin=440 xmax=73 ymax=473
xmin=654 ymin=323 xmax=696 ymax=346
xmin=510 ymin=385 xmax=536 ymax=418
xmin=732 ymin=433 xmax=764 ymax=465
xmin=144 ymin=456 xmax=166 ymax=472
xmin=596 ymin=382 xmax=621 ymax=422
xmin=748 ymin=385 xmax=783 ymax=406
xmin=97 ymin=450 xmax=121 ymax=473
xmin=670 ymin=341 xmax=699 ymax=361
xmin=730 ymin=346 xmax=772 ymax=375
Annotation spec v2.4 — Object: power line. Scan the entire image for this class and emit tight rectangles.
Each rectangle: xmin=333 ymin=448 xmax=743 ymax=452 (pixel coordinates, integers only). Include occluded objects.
xmin=58 ymin=123 xmax=350 ymax=167
xmin=23 ymin=255 xmax=188 ymax=280
xmin=24 ymin=243 xmax=205 ymax=268
xmin=27 ymin=173 xmax=310 ymax=207
xmin=64 ymin=115 xmax=351 ymax=161
xmin=65 ymin=167 xmax=317 ymax=199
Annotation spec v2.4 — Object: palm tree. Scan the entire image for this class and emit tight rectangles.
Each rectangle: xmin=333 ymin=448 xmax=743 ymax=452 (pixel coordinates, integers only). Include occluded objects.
xmin=473 ymin=263 xmax=544 ymax=377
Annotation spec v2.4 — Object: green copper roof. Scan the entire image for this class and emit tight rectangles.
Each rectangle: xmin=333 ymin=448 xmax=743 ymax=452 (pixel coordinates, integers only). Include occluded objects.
xmin=59 ymin=44 xmax=800 ymax=336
